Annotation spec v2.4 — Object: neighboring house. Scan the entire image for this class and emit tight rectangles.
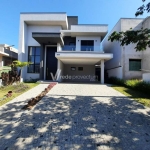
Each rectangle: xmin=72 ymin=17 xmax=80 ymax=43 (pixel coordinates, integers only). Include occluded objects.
xmin=103 ymin=17 xmax=150 ymax=80
xmin=18 ymin=12 xmax=113 ymax=83
xmin=0 ymin=44 xmax=18 ymax=68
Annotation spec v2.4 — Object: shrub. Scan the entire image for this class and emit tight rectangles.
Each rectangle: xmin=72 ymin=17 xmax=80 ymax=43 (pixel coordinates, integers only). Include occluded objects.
xmin=107 ymin=77 xmax=125 ymax=86
xmin=125 ymin=79 xmax=150 ymax=95
xmin=125 ymin=79 xmax=140 ymax=88
xmin=108 ymin=77 xmax=150 ymax=96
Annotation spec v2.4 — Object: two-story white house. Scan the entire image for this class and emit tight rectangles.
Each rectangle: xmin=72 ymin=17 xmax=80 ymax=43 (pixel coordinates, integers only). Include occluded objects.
xmin=18 ymin=12 xmax=113 ymax=83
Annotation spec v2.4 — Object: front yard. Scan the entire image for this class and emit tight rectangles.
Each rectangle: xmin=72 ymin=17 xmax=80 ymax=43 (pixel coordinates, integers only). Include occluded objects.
xmin=0 ymin=83 xmax=39 ymax=106
xmin=112 ymin=85 xmax=150 ymax=107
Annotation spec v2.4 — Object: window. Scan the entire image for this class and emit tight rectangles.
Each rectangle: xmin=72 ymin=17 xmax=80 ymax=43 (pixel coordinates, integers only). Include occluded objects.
xmin=69 ymin=42 xmax=75 ymax=51
xmin=81 ymin=40 xmax=94 ymax=51
xmin=78 ymin=67 xmax=83 ymax=71
xmin=129 ymin=59 xmax=141 ymax=71
xmin=28 ymin=47 xmax=40 ymax=73
xmin=71 ymin=67 xmax=76 ymax=71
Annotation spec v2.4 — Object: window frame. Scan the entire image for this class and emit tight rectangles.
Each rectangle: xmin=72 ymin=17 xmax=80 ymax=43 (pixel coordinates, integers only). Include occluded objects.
xmin=27 ymin=46 xmax=41 ymax=73
xmin=71 ymin=67 xmax=76 ymax=71
xmin=78 ymin=67 xmax=83 ymax=71
xmin=129 ymin=59 xmax=141 ymax=71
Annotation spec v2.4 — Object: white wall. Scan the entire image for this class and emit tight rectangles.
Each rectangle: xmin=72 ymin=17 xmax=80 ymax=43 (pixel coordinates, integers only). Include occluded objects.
xmin=143 ymin=73 xmax=150 ymax=83
xmin=76 ymin=36 xmax=101 ymax=52
xmin=142 ymin=17 xmax=150 ymax=72
xmin=0 ymin=56 xmax=2 ymax=67
xmin=103 ymin=19 xmax=122 ymax=70
xmin=121 ymin=19 xmax=143 ymax=79
xmin=71 ymin=25 xmax=108 ymax=33
xmin=103 ymin=18 xmax=143 ymax=80
xmin=57 ymin=60 xmax=64 ymax=82
xmin=107 ymin=67 xmax=123 ymax=79
xmin=63 ymin=64 xmax=95 ymax=82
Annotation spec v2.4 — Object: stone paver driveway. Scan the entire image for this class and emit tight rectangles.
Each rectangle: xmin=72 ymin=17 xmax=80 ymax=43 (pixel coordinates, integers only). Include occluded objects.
xmin=0 ymin=83 xmax=150 ymax=150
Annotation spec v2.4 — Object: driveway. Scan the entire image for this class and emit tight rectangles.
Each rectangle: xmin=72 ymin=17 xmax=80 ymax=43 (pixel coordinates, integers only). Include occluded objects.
xmin=0 ymin=83 xmax=150 ymax=150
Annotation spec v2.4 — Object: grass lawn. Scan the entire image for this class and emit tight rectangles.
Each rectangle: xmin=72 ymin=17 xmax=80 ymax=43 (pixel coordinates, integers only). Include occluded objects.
xmin=112 ymin=85 xmax=150 ymax=107
xmin=0 ymin=83 xmax=39 ymax=106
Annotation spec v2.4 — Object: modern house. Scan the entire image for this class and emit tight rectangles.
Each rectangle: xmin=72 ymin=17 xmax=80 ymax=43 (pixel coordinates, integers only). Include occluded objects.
xmin=18 ymin=12 xmax=113 ymax=83
xmin=0 ymin=44 xmax=18 ymax=68
xmin=103 ymin=17 xmax=150 ymax=80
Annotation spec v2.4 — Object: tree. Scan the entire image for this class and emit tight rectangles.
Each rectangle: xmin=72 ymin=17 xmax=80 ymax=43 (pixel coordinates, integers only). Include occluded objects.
xmin=108 ymin=0 xmax=150 ymax=51
xmin=12 ymin=60 xmax=31 ymax=78
xmin=135 ymin=0 xmax=150 ymax=16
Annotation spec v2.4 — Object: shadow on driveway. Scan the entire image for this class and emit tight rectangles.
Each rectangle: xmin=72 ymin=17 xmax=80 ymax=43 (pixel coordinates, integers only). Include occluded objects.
xmin=0 ymin=94 xmax=150 ymax=150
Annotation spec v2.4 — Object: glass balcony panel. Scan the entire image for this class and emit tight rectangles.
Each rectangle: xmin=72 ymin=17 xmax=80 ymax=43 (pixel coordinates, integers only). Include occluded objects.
xmin=61 ymin=45 xmax=103 ymax=52
xmin=62 ymin=45 xmax=76 ymax=51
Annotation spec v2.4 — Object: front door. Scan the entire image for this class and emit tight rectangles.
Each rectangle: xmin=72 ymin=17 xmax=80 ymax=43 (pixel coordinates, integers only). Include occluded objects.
xmin=46 ymin=47 xmax=57 ymax=80
xmin=95 ymin=68 xmax=100 ymax=81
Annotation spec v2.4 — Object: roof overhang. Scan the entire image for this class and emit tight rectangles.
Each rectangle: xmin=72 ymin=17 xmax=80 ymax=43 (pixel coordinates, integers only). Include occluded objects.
xmin=61 ymin=25 xmax=108 ymax=40
xmin=55 ymin=52 xmax=113 ymax=65
xmin=32 ymin=33 xmax=64 ymax=45
xmin=0 ymin=51 xmax=9 ymax=56
xmin=21 ymin=13 xmax=68 ymax=29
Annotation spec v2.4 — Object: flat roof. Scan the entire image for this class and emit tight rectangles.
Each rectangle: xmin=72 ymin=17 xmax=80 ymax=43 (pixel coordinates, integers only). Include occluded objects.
xmin=20 ymin=12 xmax=66 ymax=14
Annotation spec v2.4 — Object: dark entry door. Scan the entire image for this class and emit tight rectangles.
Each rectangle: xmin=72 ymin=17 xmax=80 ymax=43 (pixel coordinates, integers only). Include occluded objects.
xmin=46 ymin=47 xmax=57 ymax=80
xmin=95 ymin=68 xmax=100 ymax=81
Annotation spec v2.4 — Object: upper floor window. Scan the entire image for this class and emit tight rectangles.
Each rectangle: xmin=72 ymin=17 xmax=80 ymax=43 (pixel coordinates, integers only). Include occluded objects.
xmin=81 ymin=40 xmax=94 ymax=51
xmin=129 ymin=59 xmax=141 ymax=71
xmin=28 ymin=47 xmax=40 ymax=73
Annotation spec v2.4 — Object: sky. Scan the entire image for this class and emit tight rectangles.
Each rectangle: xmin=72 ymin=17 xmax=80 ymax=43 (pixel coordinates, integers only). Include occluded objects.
xmin=0 ymin=0 xmax=149 ymax=49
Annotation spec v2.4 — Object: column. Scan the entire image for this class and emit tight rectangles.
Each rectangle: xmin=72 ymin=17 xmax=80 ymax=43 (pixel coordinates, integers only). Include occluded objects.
xmin=101 ymin=59 xmax=104 ymax=84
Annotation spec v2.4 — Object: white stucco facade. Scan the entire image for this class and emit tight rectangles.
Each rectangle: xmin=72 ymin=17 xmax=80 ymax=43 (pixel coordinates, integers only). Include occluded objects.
xmin=18 ymin=13 xmax=112 ymax=83
xmin=103 ymin=18 xmax=145 ymax=80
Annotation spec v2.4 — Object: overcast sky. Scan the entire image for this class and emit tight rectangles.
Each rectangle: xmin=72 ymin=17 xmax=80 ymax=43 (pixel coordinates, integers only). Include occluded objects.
xmin=0 ymin=0 xmax=148 ymax=49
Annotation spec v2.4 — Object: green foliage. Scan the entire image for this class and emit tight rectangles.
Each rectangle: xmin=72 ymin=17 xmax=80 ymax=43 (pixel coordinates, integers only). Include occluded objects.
xmin=135 ymin=0 xmax=150 ymax=16
xmin=0 ymin=66 xmax=11 ymax=77
xmin=108 ymin=28 xmax=150 ymax=51
xmin=108 ymin=0 xmax=150 ymax=51
xmin=125 ymin=79 xmax=150 ymax=95
xmin=107 ymin=77 xmax=125 ymax=86
xmin=12 ymin=60 xmax=31 ymax=68
xmin=108 ymin=77 xmax=150 ymax=96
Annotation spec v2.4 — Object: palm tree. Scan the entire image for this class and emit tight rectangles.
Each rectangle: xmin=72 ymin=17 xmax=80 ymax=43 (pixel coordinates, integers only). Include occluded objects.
xmin=12 ymin=60 xmax=31 ymax=81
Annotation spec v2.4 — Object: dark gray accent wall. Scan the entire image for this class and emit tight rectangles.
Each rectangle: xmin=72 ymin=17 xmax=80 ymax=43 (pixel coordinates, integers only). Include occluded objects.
xmin=63 ymin=36 xmax=76 ymax=45
xmin=67 ymin=16 xmax=78 ymax=29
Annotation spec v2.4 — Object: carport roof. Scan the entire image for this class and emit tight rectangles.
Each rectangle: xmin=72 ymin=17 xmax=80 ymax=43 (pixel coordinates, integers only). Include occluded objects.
xmin=55 ymin=51 xmax=113 ymax=65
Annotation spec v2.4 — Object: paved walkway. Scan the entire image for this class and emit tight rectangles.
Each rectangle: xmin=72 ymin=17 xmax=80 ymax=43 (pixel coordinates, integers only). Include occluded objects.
xmin=0 ymin=83 xmax=150 ymax=150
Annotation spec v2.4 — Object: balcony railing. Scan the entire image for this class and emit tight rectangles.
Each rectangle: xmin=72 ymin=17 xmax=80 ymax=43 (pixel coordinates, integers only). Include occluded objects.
xmin=61 ymin=45 xmax=103 ymax=52
xmin=62 ymin=45 xmax=76 ymax=51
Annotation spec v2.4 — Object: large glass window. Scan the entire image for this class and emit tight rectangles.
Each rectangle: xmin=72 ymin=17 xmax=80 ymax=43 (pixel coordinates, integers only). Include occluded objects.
xmin=28 ymin=47 xmax=40 ymax=73
xmin=81 ymin=40 xmax=94 ymax=51
xmin=129 ymin=59 xmax=141 ymax=71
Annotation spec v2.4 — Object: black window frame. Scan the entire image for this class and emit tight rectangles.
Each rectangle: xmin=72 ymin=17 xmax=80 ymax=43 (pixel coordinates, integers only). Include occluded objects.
xmin=71 ymin=67 xmax=76 ymax=71
xmin=81 ymin=40 xmax=94 ymax=51
xmin=129 ymin=59 xmax=141 ymax=71
xmin=27 ymin=46 xmax=40 ymax=73
xmin=78 ymin=67 xmax=83 ymax=71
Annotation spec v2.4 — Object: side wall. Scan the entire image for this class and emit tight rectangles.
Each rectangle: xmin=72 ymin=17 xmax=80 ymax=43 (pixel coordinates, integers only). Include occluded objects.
xmin=103 ymin=19 xmax=122 ymax=78
xmin=63 ymin=64 xmax=95 ymax=82
xmin=103 ymin=18 xmax=143 ymax=80
xmin=0 ymin=56 xmax=2 ymax=67
xmin=121 ymin=19 xmax=143 ymax=80
xmin=142 ymin=17 xmax=150 ymax=72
